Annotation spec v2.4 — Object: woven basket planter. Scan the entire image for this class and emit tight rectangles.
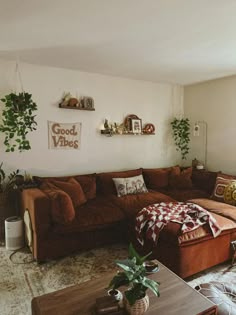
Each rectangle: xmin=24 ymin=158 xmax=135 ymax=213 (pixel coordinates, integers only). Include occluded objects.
xmin=125 ymin=294 xmax=149 ymax=315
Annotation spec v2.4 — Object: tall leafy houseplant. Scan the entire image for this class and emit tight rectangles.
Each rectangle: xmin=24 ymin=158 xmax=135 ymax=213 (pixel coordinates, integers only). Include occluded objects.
xmin=0 ymin=92 xmax=37 ymax=152
xmin=0 ymin=162 xmax=19 ymax=239
xmin=171 ymin=118 xmax=190 ymax=160
xmin=0 ymin=162 xmax=19 ymax=193
xmin=109 ymin=244 xmax=160 ymax=312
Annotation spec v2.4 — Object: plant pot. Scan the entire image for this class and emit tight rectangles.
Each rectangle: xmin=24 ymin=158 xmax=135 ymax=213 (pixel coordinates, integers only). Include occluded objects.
xmin=107 ymin=289 xmax=123 ymax=301
xmin=124 ymin=294 xmax=149 ymax=315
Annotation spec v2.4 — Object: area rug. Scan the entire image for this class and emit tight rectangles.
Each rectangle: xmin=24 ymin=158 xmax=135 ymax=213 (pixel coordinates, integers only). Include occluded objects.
xmin=0 ymin=243 xmax=128 ymax=315
xmin=0 ymin=243 xmax=236 ymax=315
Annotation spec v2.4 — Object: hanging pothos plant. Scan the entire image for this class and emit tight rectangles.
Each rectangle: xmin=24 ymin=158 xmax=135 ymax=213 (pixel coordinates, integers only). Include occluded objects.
xmin=171 ymin=117 xmax=190 ymax=160
xmin=0 ymin=92 xmax=37 ymax=152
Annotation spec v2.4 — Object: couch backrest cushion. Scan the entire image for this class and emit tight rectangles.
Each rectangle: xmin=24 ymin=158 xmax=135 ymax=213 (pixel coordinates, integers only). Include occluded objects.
xmin=142 ymin=167 xmax=171 ymax=189
xmin=112 ymin=174 xmax=148 ymax=197
xmin=96 ymin=168 xmax=142 ymax=195
xmin=40 ymin=182 xmax=75 ymax=225
xmin=211 ymin=173 xmax=236 ymax=202
xmin=169 ymin=166 xmax=193 ymax=189
xmin=192 ymin=170 xmax=218 ymax=194
xmin=73 ymin=174 xmax=96 ymax=200
xmin=34 ymin=173 xmax=96 ymax=200
xmin=50 ymin=178 xmax=87 ymax=208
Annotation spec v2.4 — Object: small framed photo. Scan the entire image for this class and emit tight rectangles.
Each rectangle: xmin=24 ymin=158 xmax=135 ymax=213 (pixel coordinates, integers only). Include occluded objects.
xmin=84 ymin=97 xmax=94 ymax=109
xmin=79 ymin=97 xmax=95 ymax=110
xmin=131 ymin=118 xmax=142 ymax=134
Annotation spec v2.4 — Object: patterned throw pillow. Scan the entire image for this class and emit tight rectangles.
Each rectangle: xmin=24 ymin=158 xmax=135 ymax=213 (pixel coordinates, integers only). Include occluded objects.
xmin=211 ymin=175 xmax=236 ymax=202
xmin=224 ymin=181 xmax=236 ymax=205
xmin=113 ymin=175 xmax=148 ymax=197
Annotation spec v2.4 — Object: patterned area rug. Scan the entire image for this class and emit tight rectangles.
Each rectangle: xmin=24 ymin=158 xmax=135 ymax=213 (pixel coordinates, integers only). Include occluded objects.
xmin=0 ymin=243 xmax=236 ymax=315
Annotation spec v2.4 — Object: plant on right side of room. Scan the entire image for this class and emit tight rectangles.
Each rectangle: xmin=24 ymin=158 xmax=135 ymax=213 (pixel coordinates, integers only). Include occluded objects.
xmin=171 ymin=117 xmax=190 ymax=160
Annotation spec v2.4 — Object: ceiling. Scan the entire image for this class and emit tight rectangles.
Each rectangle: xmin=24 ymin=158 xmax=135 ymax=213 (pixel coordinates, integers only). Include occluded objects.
xmin=1 ymin=0 xmax=236 ymax=85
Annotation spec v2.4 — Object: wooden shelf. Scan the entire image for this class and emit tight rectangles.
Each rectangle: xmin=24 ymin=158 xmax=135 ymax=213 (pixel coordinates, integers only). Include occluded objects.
xmin=59 ymin=104 xmax=95 ymax=111
xmin=101 ymin=130 xmax=155 ymax=136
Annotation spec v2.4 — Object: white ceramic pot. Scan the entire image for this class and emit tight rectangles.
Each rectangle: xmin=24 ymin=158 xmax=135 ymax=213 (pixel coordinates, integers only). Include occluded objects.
xmin=125 ymin=294 xmax=149 ymax=315
xmin=107 ymin=289 xmax=123 ymax=302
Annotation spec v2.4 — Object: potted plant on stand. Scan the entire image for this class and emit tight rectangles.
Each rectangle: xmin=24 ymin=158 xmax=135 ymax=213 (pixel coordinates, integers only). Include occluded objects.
xmin=108 ymin=244 xmax=160 ymax=315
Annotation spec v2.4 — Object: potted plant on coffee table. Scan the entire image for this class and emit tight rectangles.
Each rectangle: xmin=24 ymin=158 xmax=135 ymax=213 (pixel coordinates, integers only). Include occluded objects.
xmin=108 ymin=244 xmax=160 ymax=315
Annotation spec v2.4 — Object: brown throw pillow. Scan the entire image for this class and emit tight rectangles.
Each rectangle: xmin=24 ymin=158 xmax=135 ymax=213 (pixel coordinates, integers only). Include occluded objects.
xmin=51 ymin=178 xmax=87 ymax=208
xmin=74 ymin=174 xmax=96 ymax=199
xmin=34 ymin=173 xmax=97 ymax=200
xmin=192 ymin=170 xmax=218 ymax=194
xmin=142 ymin=168 xmax=170 ymax=189
xmin=169 ymin=167 xmax=193 ymax=189
xmin=40 ymin=182 xmax=75 ymax=225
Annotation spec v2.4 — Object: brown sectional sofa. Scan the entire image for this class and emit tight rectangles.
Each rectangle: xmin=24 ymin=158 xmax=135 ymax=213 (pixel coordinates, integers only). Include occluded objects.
xmin=20 ymin=166 xmax=236 ymax=278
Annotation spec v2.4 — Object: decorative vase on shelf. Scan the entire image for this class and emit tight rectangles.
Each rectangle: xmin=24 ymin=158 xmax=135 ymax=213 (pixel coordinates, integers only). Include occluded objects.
xmin=124 ymin=294 xmax=149 ymax=315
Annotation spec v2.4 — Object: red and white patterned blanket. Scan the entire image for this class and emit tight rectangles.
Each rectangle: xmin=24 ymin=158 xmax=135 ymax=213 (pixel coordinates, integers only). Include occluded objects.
xmin=135 ymin=202 xmax=221 ymax=246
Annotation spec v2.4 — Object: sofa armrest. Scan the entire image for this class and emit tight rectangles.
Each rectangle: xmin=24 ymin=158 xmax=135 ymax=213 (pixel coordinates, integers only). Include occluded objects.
xmin=20 ymin=188 xmax=52 ymax=238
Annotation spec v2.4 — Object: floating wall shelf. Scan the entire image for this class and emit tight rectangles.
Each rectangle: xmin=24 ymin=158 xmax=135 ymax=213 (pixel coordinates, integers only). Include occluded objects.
xmin=101 ymin=130 xmax=155 ymax=136
xmin=59 ymin=104 xmax=95 ymax=111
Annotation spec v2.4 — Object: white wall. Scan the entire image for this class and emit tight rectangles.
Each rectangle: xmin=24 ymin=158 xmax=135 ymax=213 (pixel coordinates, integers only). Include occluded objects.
xmin=184 ymin=75 xmax=236 ymax=174
xmin=0 ymin=59 xmax=183 ymax=176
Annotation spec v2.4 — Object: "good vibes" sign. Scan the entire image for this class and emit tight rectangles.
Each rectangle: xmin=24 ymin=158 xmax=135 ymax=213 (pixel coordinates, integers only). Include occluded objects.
xmin=48 ymin=121 xmax=81 ymax=150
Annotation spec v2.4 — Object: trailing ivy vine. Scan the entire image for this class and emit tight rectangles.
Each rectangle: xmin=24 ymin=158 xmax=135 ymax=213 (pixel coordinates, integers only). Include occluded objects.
xmin=0 ymin=92 xmax=37 ymax=152
xmin=171 ymin=118 xmax=190 ymax=160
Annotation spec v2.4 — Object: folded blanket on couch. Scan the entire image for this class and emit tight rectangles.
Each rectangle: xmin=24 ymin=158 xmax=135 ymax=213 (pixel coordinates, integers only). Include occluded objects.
xmin=135 ymin=201 xmax=221 ymax=245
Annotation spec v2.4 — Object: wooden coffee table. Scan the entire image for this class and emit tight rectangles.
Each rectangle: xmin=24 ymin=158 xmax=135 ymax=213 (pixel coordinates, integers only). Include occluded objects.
xmin=32 ymin=261 xmax=217 ymax=315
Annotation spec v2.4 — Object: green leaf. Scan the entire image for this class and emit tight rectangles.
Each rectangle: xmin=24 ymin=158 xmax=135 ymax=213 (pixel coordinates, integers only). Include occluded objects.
xmin=128 ymin=243 xmax=151 ymax=265
xmin=0 ymin=91 xmax=37 ymax=152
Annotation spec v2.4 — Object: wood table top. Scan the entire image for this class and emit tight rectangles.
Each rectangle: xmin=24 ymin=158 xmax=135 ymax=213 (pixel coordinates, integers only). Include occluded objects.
xmin=32 ymin=261 xmax=217 ymax=315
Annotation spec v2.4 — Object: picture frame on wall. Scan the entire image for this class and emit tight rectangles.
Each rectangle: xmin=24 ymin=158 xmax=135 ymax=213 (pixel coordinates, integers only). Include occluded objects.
xmin=131 ymin=118 xmax=142 ymax=134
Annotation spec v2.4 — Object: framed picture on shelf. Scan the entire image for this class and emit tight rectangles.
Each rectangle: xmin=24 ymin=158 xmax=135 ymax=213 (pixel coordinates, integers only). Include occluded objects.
xmin=79 ymin=97 xmax=94 ymax=110
xmin=131 ymin=118 xmax=142 ymax=134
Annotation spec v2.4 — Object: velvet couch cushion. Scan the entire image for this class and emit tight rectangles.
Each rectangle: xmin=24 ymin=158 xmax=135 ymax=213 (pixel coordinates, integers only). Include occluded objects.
xmin=189 ymin=198 xmax=236 ymax=223
xmin=53 ymin=196 xmax=125 ymax=234
xmin=169 ymin=166 xmax=193 ymax=189
xmin=50 ymin=178 xmax=87 ymax=208
xmin=74 ymin=174 xmax=96 ymax=199
xmin=161 ymin=188 xmax=209 ymax=202
xmin=191 ymin=170 xmax=218 ymax=194
xmin=40 ymin=182 xmax=75 ymax=225
xmin=110 ymin=190 xmax=174 ymax=218
xmin=34 ymin=173 xmax=96 ymax=200
xmin=97 ymin=168 xmax=142 ymax=195
xmin=142 ymin=167 xmax=171 ymax=189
